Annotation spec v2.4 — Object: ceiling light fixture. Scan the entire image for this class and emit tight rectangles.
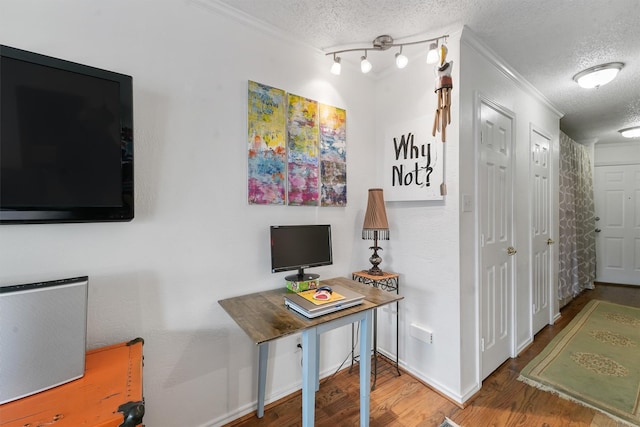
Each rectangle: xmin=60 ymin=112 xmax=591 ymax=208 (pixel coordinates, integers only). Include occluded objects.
xmin=330 ymin=54 xmax=341 ymax=75
xmin=395 ymin=46 xmax=408 ymax=69
xmin=360 ymin=51 xmax=372 ymax=74
xmin=573 ymin=62 xmax=624 ymax=89
xmin=326 ymin=34 xmax=448 ymax=75
xmin=426 ymin=42 xmax=440 ymax=64
xmin=619 ymin=126 xmax=640 ymax=138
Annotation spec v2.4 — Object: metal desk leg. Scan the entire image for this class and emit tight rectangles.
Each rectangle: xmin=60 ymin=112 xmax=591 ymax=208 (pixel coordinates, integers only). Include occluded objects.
xmin=350 ymin=323 xmax=356 ymax=372
xmin=301 ymin=327 xmax=319 ymax=427
xmin=359 ymin=310 xmax=372 ymax=427
xmin=316 ymin=333 xmax=321 ymax=391
xmin=257 ymin=343 xmax=268 ymax=418
xmin=350 ymin=310 xmax=379 ymax=391
xmin=372 ymin=308 xmax=378 ymax=390
xmin=395 ymin=300 xmax=401 ymax=376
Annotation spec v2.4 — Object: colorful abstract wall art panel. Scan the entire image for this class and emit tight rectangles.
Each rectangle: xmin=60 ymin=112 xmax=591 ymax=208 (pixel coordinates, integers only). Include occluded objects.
xmin=247 ymin=81 xmax=287 ymax=205
xmin=319 ymin=104 xmax=347 ymax=206
xmin=287 ymin=94 xmax=319 ymax=206
xmin=246 ymin=81 xmax=347 ymax=207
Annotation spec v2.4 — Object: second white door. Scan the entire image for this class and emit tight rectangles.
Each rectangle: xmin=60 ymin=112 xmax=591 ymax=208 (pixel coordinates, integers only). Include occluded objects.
xmin=531 ymin=129 xmax=553 ymax=334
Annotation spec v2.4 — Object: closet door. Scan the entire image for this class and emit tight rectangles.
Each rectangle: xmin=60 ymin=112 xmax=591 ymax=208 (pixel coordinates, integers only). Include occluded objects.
xmin=479 ymin=99 xmax=515 ymax=380
xmin=531 ymin=128 xmax=554 ymax=334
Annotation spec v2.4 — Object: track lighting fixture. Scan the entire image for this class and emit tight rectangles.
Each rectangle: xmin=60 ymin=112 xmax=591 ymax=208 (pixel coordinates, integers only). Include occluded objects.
xmin=326 ymin=34 xmax=448 ymax=75
xmin=619 ymin=126 xmax=640 ymax=138
xmin=330 ymin=54 xmax=341 ymax=75
xmin=573 ymin=62 xmax=624 ymax=89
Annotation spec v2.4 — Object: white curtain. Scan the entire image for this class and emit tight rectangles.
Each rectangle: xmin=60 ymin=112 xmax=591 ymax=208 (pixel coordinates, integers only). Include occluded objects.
xmin=558 ymin=132 xmax=596 ymax=307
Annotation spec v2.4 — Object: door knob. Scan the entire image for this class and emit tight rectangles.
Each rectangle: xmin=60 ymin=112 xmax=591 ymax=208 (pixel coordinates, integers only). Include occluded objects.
xmin=595 ymin=228 xmax=602 ymax=233
xmin=595 ymin=216 xmax=600 ymax=221
xmin=507 ymin=246 xmax=517 ymax=256
xmin=547 ymin=238 xmax=555 ymax=245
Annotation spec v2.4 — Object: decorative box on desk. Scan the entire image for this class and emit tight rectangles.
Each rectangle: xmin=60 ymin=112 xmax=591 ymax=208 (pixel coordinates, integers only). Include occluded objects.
xmin=0 ymin=338 xmax=145 ymax=427
xmin=351 ymin=271 xmax=401 ymax=390
xmin=285 ymin=277 xmax=319 ymax=292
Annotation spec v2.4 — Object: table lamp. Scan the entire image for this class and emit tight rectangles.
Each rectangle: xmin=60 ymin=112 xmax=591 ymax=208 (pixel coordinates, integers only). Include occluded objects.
xmin=362 ymin=188 xmax=389 ymax=276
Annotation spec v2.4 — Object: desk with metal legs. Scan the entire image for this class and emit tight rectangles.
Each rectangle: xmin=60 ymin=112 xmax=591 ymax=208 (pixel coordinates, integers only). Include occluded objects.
xmin=219 ymin=277 xmax=403 ymax=427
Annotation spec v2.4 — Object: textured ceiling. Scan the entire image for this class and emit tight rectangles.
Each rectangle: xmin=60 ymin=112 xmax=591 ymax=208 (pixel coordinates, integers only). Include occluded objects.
xmin=214 ymin=0 xmax=640 ymax=145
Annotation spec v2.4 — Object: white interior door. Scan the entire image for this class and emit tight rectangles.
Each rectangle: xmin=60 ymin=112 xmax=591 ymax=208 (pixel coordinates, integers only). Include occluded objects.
xmin=594 ymin=164 xmax=640 ymax=285
xmin=479 ymin=100 xmax=515 ymax=380
xmin=531 ymin=129 xmax=553 ymax=334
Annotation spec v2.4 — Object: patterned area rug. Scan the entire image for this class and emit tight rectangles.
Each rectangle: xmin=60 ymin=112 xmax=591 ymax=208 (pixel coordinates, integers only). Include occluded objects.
xmin=519 ymin=300 xmax=640 ymax=426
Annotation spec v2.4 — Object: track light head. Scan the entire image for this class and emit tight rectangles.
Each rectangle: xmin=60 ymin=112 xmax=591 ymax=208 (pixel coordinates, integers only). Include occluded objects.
xmin=395 ymin=46 xmax=408 ymax=69
xmin=330 ymin=55 xmax=341 ymax=75
xmin=395 ymin=52 xmax=408 ymax=69
xmin=360 ymin=52 xmax=372 ymax=74
xmin=426 ymin=42 xmax=439 ymax=64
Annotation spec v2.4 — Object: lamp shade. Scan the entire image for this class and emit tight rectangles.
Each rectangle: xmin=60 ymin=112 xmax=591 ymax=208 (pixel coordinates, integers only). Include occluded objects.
xmin=362 ymin=188 xmax=389 ymax=240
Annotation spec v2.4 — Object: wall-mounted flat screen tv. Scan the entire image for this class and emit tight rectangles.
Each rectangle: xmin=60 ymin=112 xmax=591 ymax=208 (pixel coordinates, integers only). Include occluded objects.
xmin=0 ymin=44 xmax=133 ymax=224
xmin=270 ymin=224 xmax=333 ymax=281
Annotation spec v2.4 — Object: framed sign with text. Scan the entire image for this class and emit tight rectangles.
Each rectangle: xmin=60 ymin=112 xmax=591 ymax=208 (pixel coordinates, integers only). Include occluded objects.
xmin=383 ymin=117 xmax=444 ymax=201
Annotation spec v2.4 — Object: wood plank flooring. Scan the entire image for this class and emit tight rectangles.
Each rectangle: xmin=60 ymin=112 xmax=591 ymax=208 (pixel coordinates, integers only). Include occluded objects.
xmin=224 ymin=283 xmax=640 ymax=427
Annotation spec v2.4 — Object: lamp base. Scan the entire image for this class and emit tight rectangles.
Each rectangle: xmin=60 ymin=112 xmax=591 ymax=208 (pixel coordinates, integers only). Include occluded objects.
xmin=368 ymin=246 xmax=384 ymax=276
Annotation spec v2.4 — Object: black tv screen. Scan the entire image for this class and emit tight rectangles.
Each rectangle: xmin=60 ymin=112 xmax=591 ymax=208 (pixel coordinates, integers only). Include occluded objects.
xmin=0 ymin=45 xmax=133 ymax=224
xmin=270 ymin=224 xmax=333 ymax=281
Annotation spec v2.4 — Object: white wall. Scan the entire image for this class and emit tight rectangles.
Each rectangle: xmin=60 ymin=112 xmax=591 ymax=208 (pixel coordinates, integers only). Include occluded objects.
xmin=458 ymin=28 xmax=561 ymax=397
xmin=373 ymin=26 xmax=562 ymax=404
xmin=373 ymin=28 xmax=464 ymax=400
xmin=0 ymin=1 xmax=377 ymax=426
xmin=594 ymin=141 xmax=640 ymax=166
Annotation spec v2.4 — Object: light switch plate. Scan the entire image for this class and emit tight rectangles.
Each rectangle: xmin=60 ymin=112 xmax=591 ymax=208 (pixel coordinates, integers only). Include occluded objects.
xmin=462 ymin=194 xmax=473 ymax=212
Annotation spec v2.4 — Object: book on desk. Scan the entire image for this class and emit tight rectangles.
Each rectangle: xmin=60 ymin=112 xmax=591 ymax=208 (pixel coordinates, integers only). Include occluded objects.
xmin=284 ymin=284 xmax=365 ymax=318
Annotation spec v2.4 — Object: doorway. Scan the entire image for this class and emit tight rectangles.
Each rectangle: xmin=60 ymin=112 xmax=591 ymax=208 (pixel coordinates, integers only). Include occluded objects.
xmin=594 ymin=164 xmax=640 ymax=285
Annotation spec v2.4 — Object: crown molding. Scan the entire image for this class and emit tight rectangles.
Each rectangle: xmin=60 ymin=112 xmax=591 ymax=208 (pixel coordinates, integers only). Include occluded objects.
xmin=460 ymin=26 xmax=564 ymax=119
xmin=191 ymin=0 xmax=324 ymax=55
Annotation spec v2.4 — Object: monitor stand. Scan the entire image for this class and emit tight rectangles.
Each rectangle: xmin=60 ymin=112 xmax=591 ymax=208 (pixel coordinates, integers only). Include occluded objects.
xmin=285 ymin=268 xmax=319 ymax=282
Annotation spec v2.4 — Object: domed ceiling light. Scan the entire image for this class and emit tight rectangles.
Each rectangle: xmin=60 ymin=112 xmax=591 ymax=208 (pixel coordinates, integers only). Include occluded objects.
xmin=618 ymin=126 xmax=640 ymax=138
xmin=573 ymin=62 xmax=624 ymax=89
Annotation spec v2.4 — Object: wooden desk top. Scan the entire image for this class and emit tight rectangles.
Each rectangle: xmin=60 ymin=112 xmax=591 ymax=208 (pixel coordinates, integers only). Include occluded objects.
xmin=218 ymin=277 xmax=403 ymax=345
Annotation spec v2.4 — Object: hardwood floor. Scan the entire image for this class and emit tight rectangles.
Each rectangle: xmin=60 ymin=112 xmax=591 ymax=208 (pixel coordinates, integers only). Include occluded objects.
xmin=225 ymin=283 xmax=640 ymax=427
